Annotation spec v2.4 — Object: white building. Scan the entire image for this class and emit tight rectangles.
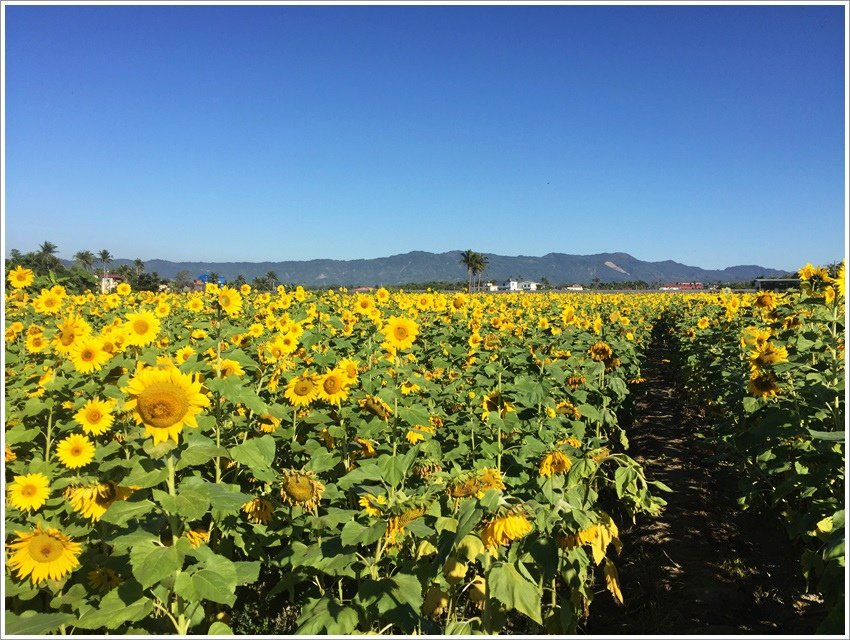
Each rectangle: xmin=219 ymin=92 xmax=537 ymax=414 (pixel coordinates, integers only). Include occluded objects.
xmin=566 ymin=284 xmax=584 ymax=291
xmin=100 ymin=273 xmax=124 ymax=294
xmin=487 ymin=279 xmax=540 ymax=292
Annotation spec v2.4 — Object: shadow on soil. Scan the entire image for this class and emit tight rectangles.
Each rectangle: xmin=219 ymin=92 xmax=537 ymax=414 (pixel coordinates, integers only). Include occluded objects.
xmin=582 ymin=330 xmax=824 ymax=635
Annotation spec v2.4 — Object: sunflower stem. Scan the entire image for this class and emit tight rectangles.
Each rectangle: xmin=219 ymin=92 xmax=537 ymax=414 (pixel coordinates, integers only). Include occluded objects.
xmin=44 ymin=406 xmax=54 ymax=462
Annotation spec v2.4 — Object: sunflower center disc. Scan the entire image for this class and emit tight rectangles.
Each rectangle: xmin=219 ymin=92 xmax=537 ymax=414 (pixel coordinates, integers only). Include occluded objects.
xmin=138 ymin=382 xmax=189 ymax=428
xmin=29 ymin=535 xmax=63 ymax=562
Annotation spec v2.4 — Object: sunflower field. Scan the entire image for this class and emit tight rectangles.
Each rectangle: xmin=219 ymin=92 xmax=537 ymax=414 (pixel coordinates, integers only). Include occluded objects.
xmin=2 ymin=262 xmax=844 ymax=634
xmin=667 ymin=264 xmax=846 ymax=633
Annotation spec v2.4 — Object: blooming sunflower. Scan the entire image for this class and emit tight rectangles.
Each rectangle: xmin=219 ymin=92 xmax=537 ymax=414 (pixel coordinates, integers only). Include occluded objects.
xmin=184 ymin=528 xmax=210 ymax=548
xmin=696 ymin=317 xmax=710 ymax=330
xmin=748 ymin=342 xmax=789 ymax=371
xmin=68 ymin=335 xmax=112 ymax=374
xmin=284 ymin=372 xmax=318 ymax=407
xmin=123 ymin=310 xmax=161 ymax=347
xmin=6 ymin=524 xmax=81 ymax=585
xmin=123 ymin=365 xmax=210 ymax=444
xmin=55 ymin=433 xmax=96 ymax=469
xmin=73 ymin=398 xmax=115 ymax=435
xmin=53 ymin=315 xmax=92 ymax=356
xmin=540 ymin=450 xmax=573 ymax=477
xmin=7 ymin=473 xmax=51 ymax=512
xmin=317 ymin=368 xmax=350 ymax=405
xmin=65 ymin=481 xmax=135 ymax=520
xmin=8 ymin=265 xmax=34 ymax=289
xmin=481 ymin=509 xmax=533 ymax=555
xmin=382 ymin=316 xmax=419 ymax=351
xmin=218 ymin=287 xmax=243 ymax=316
xmin=280 ymin=469 xmax=325 ymax=512
xmin=32 ymin=288 xmax=63 ymax=315
xmin=217 ymin=358 xmax=245 ymax=378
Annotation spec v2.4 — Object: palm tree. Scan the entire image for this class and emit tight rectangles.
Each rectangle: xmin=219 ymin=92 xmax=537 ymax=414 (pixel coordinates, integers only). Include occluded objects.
xmin=459 ymin=250 xmax=477 ymax=293
xmin=74 ymin=250 xmax=96 ymax=272
xmin=38 ymin=241 xmax=59 ymax=270
xmin=98 ymin=250 xmax=113 ymax=276
xmin=471 ymin=253 xmax=488 ymax=292
xmin=265 ymin=271 xmax=279 ymax=290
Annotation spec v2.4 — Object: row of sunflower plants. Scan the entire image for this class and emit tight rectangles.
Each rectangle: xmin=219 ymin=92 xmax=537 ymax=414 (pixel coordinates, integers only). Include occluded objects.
xmin=4 ymin=268 xmax=668 ymax=634
xmin=667 ymin=263 xmax=845 ymax=633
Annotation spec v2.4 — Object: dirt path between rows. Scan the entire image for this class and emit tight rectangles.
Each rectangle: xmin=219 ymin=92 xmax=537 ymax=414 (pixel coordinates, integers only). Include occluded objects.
xmin=583 ymin=328 xmax=823 ymax=635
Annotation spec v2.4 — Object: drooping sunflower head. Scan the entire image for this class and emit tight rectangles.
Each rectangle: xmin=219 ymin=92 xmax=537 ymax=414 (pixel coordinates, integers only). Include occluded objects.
xmin=481 ymin=391 xmax=513 ymax=420
xmin=359 ymin=395 xmax=393 ymax=420
xmin=555 ymin=400 xmax=581 ymax=420
xmin=87 ymin=567 xmax=122 ymax=593
xmin=480 ymin=507 xmax=534 ymax=556
xmin=412 ymin=459 xmax=443 ymax=479
xmin=6 ymin=524 xmax=82 ymax=585
xmin=242 ymin=497 xmax=274 ymax=524
xmin=588 ymin=341 xmax=614 ymax=362
xmin=747 ymin=370 xmax=781 ymax=398
xmin=280 ymin=469 xmax=325 ymax=511
xmin=748 ymin=342 xmax=789 ymax=371
xmin=123 ymin=364 xmax=210 ymax=444
xmin=65 ymin=481 xmax=134 ymax=521
xmin=540 ymin=450 xmax=573 ymax=477
xmin=567 ymin=375 xmax=586 ymax=390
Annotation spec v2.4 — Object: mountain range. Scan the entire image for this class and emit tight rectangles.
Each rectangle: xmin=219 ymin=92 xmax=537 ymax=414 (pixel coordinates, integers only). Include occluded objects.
xmin=91 ymin=251 xmax=790 ymax=286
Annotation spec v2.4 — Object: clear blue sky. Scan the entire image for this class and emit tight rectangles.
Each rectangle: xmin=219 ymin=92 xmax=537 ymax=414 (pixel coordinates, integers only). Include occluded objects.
xmin=3 ymin=3 xmax=846 ymax=271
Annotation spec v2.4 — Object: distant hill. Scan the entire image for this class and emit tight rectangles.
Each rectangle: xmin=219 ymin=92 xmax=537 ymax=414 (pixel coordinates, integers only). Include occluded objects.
xmin=87 ymin=251 xmax=790 ymax=286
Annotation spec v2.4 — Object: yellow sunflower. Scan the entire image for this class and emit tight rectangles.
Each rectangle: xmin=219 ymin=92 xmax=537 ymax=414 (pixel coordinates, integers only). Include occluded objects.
xmin=242 ymin=497 xmax=274 ymax=524
xmin=53 ymin=315 xmax=92 ymax=356
xmin=540 ymin=450 xmax=573 ymax=477
xmin=218 ymin=287 xmax=243 ymax=316
xmin=73 ymin=398 xmax=115 ymax=435
xmin=481 ymin=391 xmax=514 ymax=420
xmin=381 ymin=316 xmax=419 ymax=351
xmin=65 ymin=481 xmax=135 ymax=520
xmin=8 ymin=265 xmax=34 ymax=289
xmin=7 ymin=473 xmax=51 ymax=512
xmin=317 ymin=368 xmax=350 ymax=405
xmin=123 ymin=365 xmax=210 ymax=444
xmin=55 ymin=433 xmax=96 ymax=469
xmin=748 ymin=342 xmax=789 ymax=371
xmin=123 ymin=310 xmax=161 ymax=347
xmin=68 ymin=335 xmax=112 ymax=374
xmin=257 ymin=414 xmax=281 ymax=433
xmin=284 ymin=372 xmax=318 ymax=407
xmin=6 ymin=524 xmax=81 ymax=585
xmin=359 ymin=493 xmax=387 ymax=517
xmin=481 ymin=510 xmax=533 ymax=555
xmin=216 ymin=358 xmax=245 ymax=378
xmin=32 ymin=288 xmax=63 ymax=315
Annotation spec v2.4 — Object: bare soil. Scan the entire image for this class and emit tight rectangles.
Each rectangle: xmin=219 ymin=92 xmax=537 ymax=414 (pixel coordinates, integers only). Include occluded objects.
xmin=583 ymin=330 xmax=824 ymax=635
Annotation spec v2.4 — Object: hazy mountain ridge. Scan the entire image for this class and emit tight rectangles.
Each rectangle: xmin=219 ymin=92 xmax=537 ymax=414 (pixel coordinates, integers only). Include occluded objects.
xmin=93 ymin=251 xmax=789 ymax=286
